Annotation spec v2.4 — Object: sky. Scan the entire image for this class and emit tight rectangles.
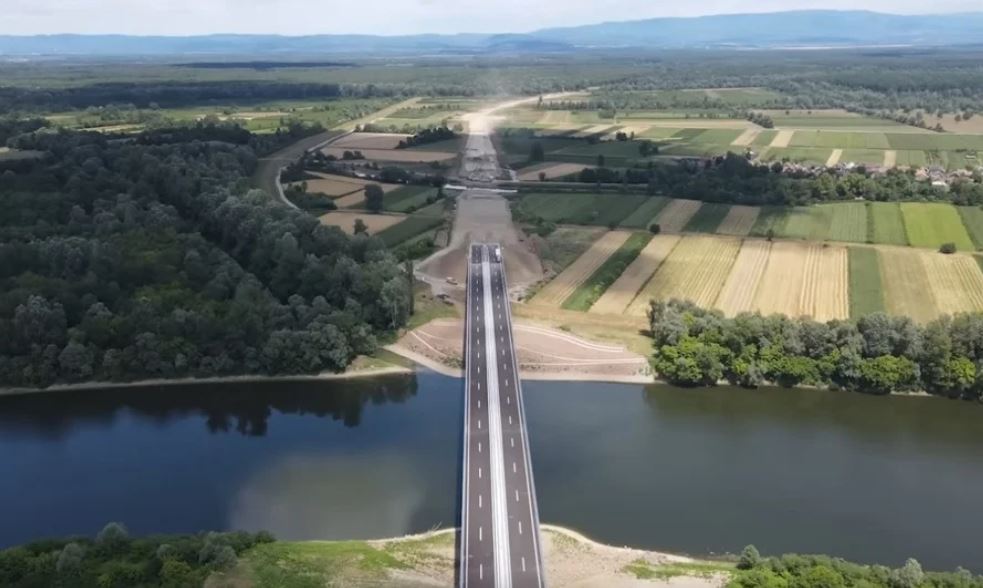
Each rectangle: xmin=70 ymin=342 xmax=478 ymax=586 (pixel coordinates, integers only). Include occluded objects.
xmin=2 ymin=0 xmax=981 ymax=36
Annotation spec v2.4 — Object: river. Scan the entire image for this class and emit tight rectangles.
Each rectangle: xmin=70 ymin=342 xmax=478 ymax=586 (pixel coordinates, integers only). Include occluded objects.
xmin=0 ymin=369 xmax=981 ymax=571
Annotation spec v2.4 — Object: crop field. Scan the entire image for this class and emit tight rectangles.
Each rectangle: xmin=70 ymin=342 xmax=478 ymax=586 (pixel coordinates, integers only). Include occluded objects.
xmin=626 ymin=235 xmax=741 ymax=316
xmin=518 ymin=192 xmax=648 ymax=226
xmin=731 ymin=128 xmax=761 ymax=146
xmin=375 ymin=214 xmax=445 ymax=247
xmin=892 ymin=150 xmax=928 ymax=168
xmin=900 ymin=203 xmax=975 ymax=250
xmin=318 ymin=211 xmax=404 ymax=236
xmin=716 ymin=205 xmax=760 ymax=236
xmin=921 ymin=253 xmax=983 ymax=315
xmin=562 ymin=233 xmax=652 ymax=311
xmin=957 ymin=206 xmax=983 ymax=250
xmin=764 ymin=110 xmax=914 ymax=131
xmin=618 ymin=197 xmax=669 ymax=229
xmin=383 ymin=186 xmax=439 ymax=213
xmin=295 ymin=172 xmax=401 ymax=197
xmin=590 ymin=235 xmax=681 ymax=315
xmin=848 ymin=247 xmax=886 ymax=317
xmin=683 ymin=203 xmax=731 ymax=233
xmin=886 ymin=133 xmax=983 ymax=151
xmin=878 ymin=248 xmax=939 ymax=323
xmin=790 ymin=130 xmax=891 ymax=149
xmin=532 ymin=227 xmax=606 ymax=276
xmin=715 ymin=240 xmax=771 ymax=317
xmin=751 ymin=242 xmax=849 ymax=320
xmin=868 ymin=202 xmax=908 ymax=246
xmin=653 ymin=199 xmax=702 ymax=233
xmin=332 ymin=133 xmax=410 ymax=150
xmin=322 ymin=147 xmax=456 ymax=163
xmin=780 ymin=206 xmax=832 ymax=241
xmin=516 ymin=163 xmax=592 ymax=181
xmin=770 ymin=130 xmax=795 ymax=147
xmin=533 ymin=231 xmax=631 ymax=306
xmin=825 ymin=203 xmax=869 ymax=242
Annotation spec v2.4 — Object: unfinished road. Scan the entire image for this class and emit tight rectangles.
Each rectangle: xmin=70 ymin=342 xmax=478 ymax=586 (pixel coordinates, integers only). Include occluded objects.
xmin=460 ymin=243 xmax=545 ymax=588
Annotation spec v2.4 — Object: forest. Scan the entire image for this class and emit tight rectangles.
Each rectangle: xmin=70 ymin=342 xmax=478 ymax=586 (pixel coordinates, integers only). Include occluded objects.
xmin=0 ymin=121 xmax=411 ymax=388
xmin=648 ymin=299 xmax=983 ymax=398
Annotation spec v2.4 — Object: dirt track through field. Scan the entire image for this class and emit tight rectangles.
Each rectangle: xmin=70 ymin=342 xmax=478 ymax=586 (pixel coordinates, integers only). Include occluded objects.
xmin=752 ymin=241 xmax=848 ymax=319
xmin=826 ymin=149 xmax=843 ymax=167
xmin=921 ymin=252 xmax=983 ymax=315
xmin=533 ymin=231 xmax=631 ymax=306
xmin=731 ymin=128 xmax=761 ymax=146
xmin=884 ymin=150 xmax=898 ymax=167
xmin=879 ymin=248 xmax=939 ymax=323
xmin=590 ymin=235 xmax=681 ymax=315
xmin=716 ymin=206 xmax=760 ymax=236
xmin=715 ymin=240 xmax=770 ymax=316
xmin=626 ymin=235 xmax=740 ymax=315
xmin=770 ymin=130 xmax=795 ymax=148
xmin=653 ymin=199 xmax=702 ymax=233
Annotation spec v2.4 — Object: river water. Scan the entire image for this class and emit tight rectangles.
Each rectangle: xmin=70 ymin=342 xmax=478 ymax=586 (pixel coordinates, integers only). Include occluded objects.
xmin=1 ymin=369 xmax=981 ymax=571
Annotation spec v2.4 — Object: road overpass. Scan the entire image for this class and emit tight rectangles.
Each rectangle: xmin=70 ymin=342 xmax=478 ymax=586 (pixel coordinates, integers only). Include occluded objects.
xmin=460 ymin=243 xmax=545 ymax=588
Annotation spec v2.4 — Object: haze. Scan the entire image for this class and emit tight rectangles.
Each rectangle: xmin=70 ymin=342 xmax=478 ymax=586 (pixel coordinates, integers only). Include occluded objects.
xmin=3 ymin=0 xmax=981 ymax=35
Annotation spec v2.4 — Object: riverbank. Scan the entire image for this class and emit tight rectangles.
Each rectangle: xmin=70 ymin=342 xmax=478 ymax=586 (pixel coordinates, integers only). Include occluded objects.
xmin=209 ymin=525 xmax=733 ymax=588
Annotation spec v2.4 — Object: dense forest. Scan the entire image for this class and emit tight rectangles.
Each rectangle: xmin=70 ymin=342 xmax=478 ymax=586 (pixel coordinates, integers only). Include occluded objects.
xmin=0 ymin=122 xmax=411 ymax=388
xmin=0 ymin=523 xmax=269 ymax=587
xmin=648 ymin=299 xmax=983 ymax=398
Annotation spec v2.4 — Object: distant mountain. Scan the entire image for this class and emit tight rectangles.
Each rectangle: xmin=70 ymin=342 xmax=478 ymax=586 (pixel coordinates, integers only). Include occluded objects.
xmin=1 ymin=11 xmax=983 ymax=56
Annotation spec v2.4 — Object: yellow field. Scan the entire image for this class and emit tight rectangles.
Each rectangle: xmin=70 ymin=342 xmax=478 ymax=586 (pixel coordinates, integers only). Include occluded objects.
xmin=626 ymin=235 xmax=741 ymax=316
xmin=878 ymin=248 xmax=939 ymax=323
xmin=716 ymin=206 xmax=760 ymax=236
xmin=334 ymin=192 xmax=367 ymax=208
xmin=715 ymin=240 xmax=770 ymax=316
xmin=826 ymin=149 xmax=843 ymax=167
xmin=883 ymin=150 xmax=897 ymax=167
xmin=770 ymin=130 xmax=795 ymax=148
xmin=533 ymin=231 xmax=631 ymax=306
xmin=331 ymin=132 xmax=411 ymax=150
xmin=517 ymin=163 xmax=593 ymax=181
xmin=653 ymin=199 xmax=702 ymax=233
xmin=920 ymin=252 xmax=983 ymax=315
xmin=318 ymin=211 xmax=405 ymax=235
xmin=322 ymin=147 xmax=456 ymax=163
xmin=589 ymin=235 xmax=681 ymax=315
xmin=731 ymin=128 xmax=761 ymax=147
xmin=751 ymin=242 xmax=848 ymax=320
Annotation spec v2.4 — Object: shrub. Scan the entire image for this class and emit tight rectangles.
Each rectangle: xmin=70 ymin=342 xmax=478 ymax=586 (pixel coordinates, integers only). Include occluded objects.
xmin=940 ymin=242 xmax=957 ymax=254
xmin=649 ymin=223 xmax=661 ymax=234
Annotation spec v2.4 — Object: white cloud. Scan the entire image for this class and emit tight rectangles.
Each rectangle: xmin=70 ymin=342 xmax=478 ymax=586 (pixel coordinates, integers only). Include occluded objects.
xmin=1 ymin=0 xmax=980 ymax=35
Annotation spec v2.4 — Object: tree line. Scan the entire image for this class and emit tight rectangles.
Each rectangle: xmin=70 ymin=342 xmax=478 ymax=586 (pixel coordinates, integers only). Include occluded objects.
xmin=648 ymin=299 xmax=983 ymax=399
xmin=0 ymin=122 xmax=411 ymax=388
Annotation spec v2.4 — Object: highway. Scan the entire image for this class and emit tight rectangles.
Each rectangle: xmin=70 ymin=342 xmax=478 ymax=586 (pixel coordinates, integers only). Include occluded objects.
xmin=460 ymin=243 xmax=545 ymax=588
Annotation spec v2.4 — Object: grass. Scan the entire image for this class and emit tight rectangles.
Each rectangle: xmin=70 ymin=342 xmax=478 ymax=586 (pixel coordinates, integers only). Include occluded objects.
xmin=848 ymin=247 xmax=886 ymax=317
xmin=683 ymin=203 xmax=731 ymax=233
xmin=534 ymin=227 xmax=605 ymax=275
xmin=236 ymin=541 xmax=407 ymax=588
xmin=622 ymin=558 xmax=735 ymax=581
xmin=518 ymin=192 xmax=648 ymax=226
xmin=619 ymin=196 xmax=669 ymax=229
xmin=749 ymin=206 xmax=789 ymax=238
xmin=781 ymin=206 xmax=832 ymax=240
xmin=383 ymin=185 xmax=438 ymax=213
xmin=868 ymin=202 xmax=908 ymax=246
xmin=561 ymin=232 xmax=651 ymax=311
xmin=376 ymin=215 xmax=444 ymax=247
xmin=957 ymin=206 xmax=983 ymax=251
xmin=826 ymin=202 xmax=869 ymax=242
xmin=900 ymin=202 xmax=975 ymax=250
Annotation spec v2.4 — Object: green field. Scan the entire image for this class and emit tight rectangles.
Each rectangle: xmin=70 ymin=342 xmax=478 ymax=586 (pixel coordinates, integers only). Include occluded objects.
xmin=825 ymin=202 xmax=869 ymax=242
xmin=383 ymin=185 xmax=438 ymax=213
xmin=780 ymin=206 xmax=832 ymax=240
xmin=683 ymin=203 xmax=731 ymax=233
xmin=848 ymin=247 xmax=886 ymax=317
xmin=749 ymin=206 xmax=788 ymax=238
xmin=619 ymin=196 xmax=669 ymax=229
xmin=761 ymin=147 xmax=831 ymax=165
xmin=957 ymin=206 xmax=983 ymax=251
xmin=750 ymin=130 xmax=778 ymax=146
xmin=900 ymin=202 xmax=975 ymax=250
xmin=376 ymin=214 xmax=444 ymax=246
xmin=562 ymin=232 xmax=652 ymax=311
xmin=868 ymin=202 xmax=908 ymax=245
xmin=518 ymin=192 xmax=647 ymax=226
xmin=790 ymin=130 xmax=891 ymax=149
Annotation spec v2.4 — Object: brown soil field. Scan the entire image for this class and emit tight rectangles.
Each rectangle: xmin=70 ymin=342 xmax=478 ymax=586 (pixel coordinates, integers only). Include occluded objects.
xmin=751 ymin=242 xmax=848 ymax=320
xmin=920 ymin=252 xmax=983 ymax=315
xmin=731 ymin=128 xmax=761 ymax=146
xmin=826 ymin=149 xmax=843 ymax=167
xmin=590 ymin=235 xmax=681 ymax=315
xmin=643 ymin=119 xmax=752 ymax=129
xmin=770 ymin=130 xmax=795 ymax=148
xmin=334 ymin=192 xmax=367 ymax=208
xmin=879 ymin=248 xmax=939 ymax=323
xmin=318 ymin=211 xmax=405 ymax=235
xmin=606 ymin=124 xmax=651 ymax=138
xmin=626 ymin=235 xmax=741 ymax=316
xmin=653 ymin=199 xmax=703 ymax=233
xmin=716 ymin=206 xmax=760 ymax=236
xmin=331 ymin=132 xmax=412 ymax=150
xmin=533 ymin=231 xmax=631 ymax=306
xmin=883 ymin=150 xmax=897 ymax=167
xmin=925 ymin=114 xmax=983 ymax=134
xmin=517 ymin=163 xmax=593 ymax=181
xmin=293 ymin=172 xmax=400 ymax=197
xmin=322 ymin=147 xmax=456 ymax=163
xmin=714 ymin=240 xmax=771 ymax=316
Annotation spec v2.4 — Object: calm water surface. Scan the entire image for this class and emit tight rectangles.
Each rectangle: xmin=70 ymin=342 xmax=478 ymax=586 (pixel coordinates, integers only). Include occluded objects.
xmin=0 ymin=369 xmax=981 ymax=571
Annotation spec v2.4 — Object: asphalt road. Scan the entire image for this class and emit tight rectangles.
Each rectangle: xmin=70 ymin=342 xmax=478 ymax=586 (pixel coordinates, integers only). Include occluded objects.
xmin=460 ymin=243 xmax=545 ymax=588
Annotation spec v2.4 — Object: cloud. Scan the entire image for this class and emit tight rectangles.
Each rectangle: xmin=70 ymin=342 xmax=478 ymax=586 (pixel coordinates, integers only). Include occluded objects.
xmin=1 ymin=0 xmax=980 ymax=35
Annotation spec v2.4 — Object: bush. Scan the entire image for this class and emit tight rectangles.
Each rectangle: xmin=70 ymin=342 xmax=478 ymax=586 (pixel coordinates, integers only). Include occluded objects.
xmin=940 ymin=242 xmax=957 ymax=254
xmin=738 ymin=545 xmax=762 ymax=570
xmin=649 ymin=223 xmax=661 ymax=234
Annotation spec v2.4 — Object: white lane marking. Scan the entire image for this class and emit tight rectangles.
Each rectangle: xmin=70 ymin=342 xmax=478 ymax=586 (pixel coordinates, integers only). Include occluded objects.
xmin=519 ymin=520 xmax=523 ymax=535
xmin=506 ymin=396 xmax=510 ymax=405
xmin=479 ymin=442 xmax=482 ymax=453
xmin=479 ymin=494 xmax=483 ymax=509
xmin=522 ymin=557 xmax=527 ymax=572
xmin=511 ymin=437 xmax=514 ymax=447
xmin=478 ymin=419 xmax=481 ymax=430
xmin=513 ymin=461 xmax=517 ymax=473
xmin=515 ymin=490 xmax=519 ymax=502
xmin=509 ymin=415 xmax=512 ymax=425
xmin=478 ymin=400 xmax=481 ymax=408
xmin=480 ymin=564 xmax=483 ymax=580
xmin=479 ymin=467 xmax=482 ymax=478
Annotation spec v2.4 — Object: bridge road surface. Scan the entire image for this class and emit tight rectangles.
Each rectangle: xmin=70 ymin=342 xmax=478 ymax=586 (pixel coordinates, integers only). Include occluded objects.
xmin=460 ymin=243 xmax=546 ymax=588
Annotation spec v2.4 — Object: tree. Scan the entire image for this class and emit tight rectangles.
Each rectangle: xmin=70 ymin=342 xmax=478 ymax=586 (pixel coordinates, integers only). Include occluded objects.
xmin=529 ymin=142 xmax=545 ymax=162
xmin=364 ymin=184 xmax=385 ymax=213
xmin=353 ymin=218 xmax=368 ymax=235
xmin=596 ymin=154 xmax=606 ymax=168
xmin=738 ymin=545 xmax=762 ymax=570
xmin=538 ymin=171 xmax=547 ymax=182
xmin=940 ymin=242 xmax=957 ymax=254
xmin=649 ymin=223 xmax=661 ymax=234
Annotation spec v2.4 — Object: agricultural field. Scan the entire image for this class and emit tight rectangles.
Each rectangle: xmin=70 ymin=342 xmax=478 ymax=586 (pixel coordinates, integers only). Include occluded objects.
xmin=530 ymin=227 xmax=606 ymax=276
xmin=375 ymin=213 xmax=445 ymax=247
xmin=322 ymin=147 xmax=456 ymax=163
xmin=516 ymin=163 xmax=593 ymax=181
xmin=318 ymin=211 xmax=405 ymax=236
xmin=878 ymin=248 xmax=940 ymax=323
xmin=652 ymin=199 xmax=702 ymax=233
xmin=868 ymin=202 xmax=909 ymax=246
xmin=562 ymin=233 xmax=652 ymax=311
xmin=293 ymin=172 xmax=401 ymax=197
xmin=900 ymin=203 xmax=975 ymax=250
xmin=625 ymin=235 xmax=741 ymax=315
xmin=715 ymin=240 xmax=771 ymax=316
xmin=618 ymin=197 xmax=670 ymax=229
xmin=716 ymin=205 xmax=760 ymax=236
xmin=751 ymin=241 xmax=849 ymax=321
xmin=382 ymin=185 xmax=440 ymax=213
xmin=590 ymin=235 xmax=681 ymax=315
xmin=683 ymin=203 xmax=731 ymax=233
xmin=848 ymin=247 xmax=886 ymax=317
xmin=533 ymin=231 xmax=631 ymax=306
xmin=517 ymin=192 xmax=648 ymax=226
xmin=956 ymin=206 xmax=983 ymax=250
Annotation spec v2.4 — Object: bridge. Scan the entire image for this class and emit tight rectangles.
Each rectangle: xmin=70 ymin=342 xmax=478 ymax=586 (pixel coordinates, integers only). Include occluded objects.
xmin=459 ymin=243 xmax=546 ymax=588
